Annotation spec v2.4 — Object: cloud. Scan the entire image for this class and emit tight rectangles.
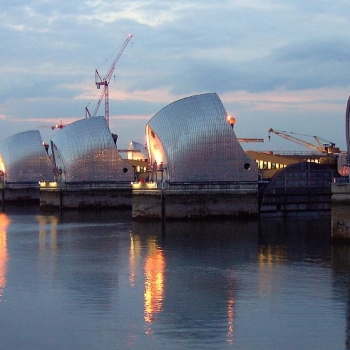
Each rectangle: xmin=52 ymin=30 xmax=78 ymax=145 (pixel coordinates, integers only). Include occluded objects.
xmin=0 ymin=0 xmax=350 ymax=150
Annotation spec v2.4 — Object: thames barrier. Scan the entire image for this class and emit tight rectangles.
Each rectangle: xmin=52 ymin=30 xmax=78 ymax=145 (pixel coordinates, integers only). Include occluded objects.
xmin=0 ymin=93 xmax=349 ymax=240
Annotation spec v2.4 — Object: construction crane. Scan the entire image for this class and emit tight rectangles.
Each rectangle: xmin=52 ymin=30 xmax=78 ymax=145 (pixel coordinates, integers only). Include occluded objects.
xmin=237 ymin=138 xmax=264 ymax=143
xmin=38 ymin=120 xmax=68 ymax=130
xmin=86 ymin=34 xmax=133 ymax=126
xmin=268 ymin=128 xmax=339 ymax=154
xmin=50 ymin=121 xmax=67 ymax=130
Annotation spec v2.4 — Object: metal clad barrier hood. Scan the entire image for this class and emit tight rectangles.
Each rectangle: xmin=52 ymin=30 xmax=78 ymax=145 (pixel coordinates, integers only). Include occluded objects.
xmin=0 ymin=130 xmax=53 ymax=182
xmin=51 ymin=117 xmax=133 ymax=182
xmin=146 ymin=93 xmax=258 ymax=182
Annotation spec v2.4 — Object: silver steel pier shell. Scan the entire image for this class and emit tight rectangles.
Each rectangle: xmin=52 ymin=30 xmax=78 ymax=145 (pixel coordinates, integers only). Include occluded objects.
xmin=145 ymin=92 xmax=258 ymax=183
xmin=133 ymin=93 xmax=259 ymax=220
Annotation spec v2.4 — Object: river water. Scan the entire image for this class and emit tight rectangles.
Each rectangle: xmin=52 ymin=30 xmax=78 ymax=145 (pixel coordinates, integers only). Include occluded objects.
xmin=0 ymin=207 xmax=349 ymax=349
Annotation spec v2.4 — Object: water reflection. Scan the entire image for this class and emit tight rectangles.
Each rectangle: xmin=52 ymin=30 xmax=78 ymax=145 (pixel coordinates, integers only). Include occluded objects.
xmin=34 ymin=212 xmax=124 ymax=313
xmin=226 ymin=281 xmax=235 ymax=344
xmin=36 ymin=215 xmax=59 ymax=251
xmin=259 ymin=217 xmax=332 ymax=263
xmin=129 ymin=235 xmax=141 ymax=287
xmin=0 ymin=213 xmax=9 ymax=302
xmin=130 ymin=216 xmax=337 ymax=347
xmin=332 ymin=244 xmax=350 ymax=349
xmin=129 ymin=230 xmax=167 ymax=334
xmin=1 ymin=209 xmax=347 ymax=349
xmin=144 ymin=241 xmax=165 ymax=328
xmin=131 ymin=219 xmax=258 ymax=346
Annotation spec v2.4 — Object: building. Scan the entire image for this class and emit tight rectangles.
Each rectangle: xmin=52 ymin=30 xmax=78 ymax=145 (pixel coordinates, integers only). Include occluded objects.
xmin=50 ymin=116 xmax=133 ymax=183
xmin=0 ymin=130 xmax=53 ymax=183
xmin=145 ymin=92 xmax=258 ymax=183
xmin=40 ymin=117 xmax=134 ymax=210
xmin=133 ymin=93 xmax=259 ymax=219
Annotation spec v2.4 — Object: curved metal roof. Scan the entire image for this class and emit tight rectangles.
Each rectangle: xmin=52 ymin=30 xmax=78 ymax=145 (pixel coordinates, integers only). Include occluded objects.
xmin=0 ymin=130 xmax=53 ymax=183
xmin=51 ymin=117 xmax=133 ymax=182
xmin=346 ymin=95 xmax=350 ymax=155
xmin=146 ymin=93 xmax=258 ymax=182
xmin=127 ymin=141 xmax=148 ymax=160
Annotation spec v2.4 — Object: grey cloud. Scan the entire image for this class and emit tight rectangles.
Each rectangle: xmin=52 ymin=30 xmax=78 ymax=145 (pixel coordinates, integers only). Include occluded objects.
xmin=273 ymin=38 xmax=350 ymax=63
xmin=162 ymin=34 xmax=350 ymax=94
xmin=1 ymin=1 xmax=350 ymax=148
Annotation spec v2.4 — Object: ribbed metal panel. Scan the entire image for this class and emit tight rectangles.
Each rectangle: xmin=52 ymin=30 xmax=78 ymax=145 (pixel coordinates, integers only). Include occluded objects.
xmin=146 ymin=93 xmax=258 ymax=182
xmin=346 ymin=95 xmax=350 ymax=156
xmin=51 ymin=117 xmax=133 ymax=182
xmin=0 ymin=130 xmax=53 ymax=182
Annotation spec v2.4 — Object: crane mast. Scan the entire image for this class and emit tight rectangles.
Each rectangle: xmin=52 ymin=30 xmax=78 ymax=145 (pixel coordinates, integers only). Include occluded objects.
xmin=87 ymin=34 xmax=133 ymax=126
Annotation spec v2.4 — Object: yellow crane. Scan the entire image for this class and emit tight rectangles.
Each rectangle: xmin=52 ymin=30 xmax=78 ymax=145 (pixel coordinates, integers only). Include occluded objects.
xmin=268 ymin=128 xmax=339 ymax=154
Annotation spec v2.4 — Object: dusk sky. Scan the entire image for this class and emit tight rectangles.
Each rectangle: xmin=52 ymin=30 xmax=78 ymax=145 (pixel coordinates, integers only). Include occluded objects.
xmin=1 ymin=1 xmax=350 ymax=152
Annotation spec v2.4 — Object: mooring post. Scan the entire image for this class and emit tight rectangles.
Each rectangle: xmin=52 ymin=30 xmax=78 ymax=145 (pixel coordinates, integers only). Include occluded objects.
xmin=161 ymin=189 xmax=166 ymax=223
xmin=1 ymin=185 xmax=4 ymax=212
xmin=160 ymin=165 xmax=165 ymax=222
xmin=59 ymin=185 xmax=63 ymax=214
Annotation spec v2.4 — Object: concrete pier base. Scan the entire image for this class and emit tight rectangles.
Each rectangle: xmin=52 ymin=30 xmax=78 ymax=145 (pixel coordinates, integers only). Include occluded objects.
xmin=132 ymin=182 xmax=258 ymax=220
xmin=332 ymin=183 xmax=350 ymax=240
xmin=332 ymin=183 xmax=350 ymax=205
xmin=40 ymin=182 xmax=132 ymax=211
xmin=331 ymin=205 xmax=350 ymax=240
xmin=0 ymin=184 xmax=40 ymax=210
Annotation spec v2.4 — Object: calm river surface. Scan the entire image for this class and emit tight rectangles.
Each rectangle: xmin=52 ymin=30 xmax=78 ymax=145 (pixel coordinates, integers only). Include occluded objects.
xmin=0 ymin=207 xmax=349 ymax=349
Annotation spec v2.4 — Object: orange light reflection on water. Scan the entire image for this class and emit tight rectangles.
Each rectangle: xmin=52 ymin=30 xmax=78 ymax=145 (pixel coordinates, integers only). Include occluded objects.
xmin=0 ymin=213 xmax=10 ymax=302
xmin=227 ymin=292 xmax=235 ymax=344
xmin=144 ymin=240 xmax=165 ymax=331
xmin=257 ymin=245 xmax=287 ymax=299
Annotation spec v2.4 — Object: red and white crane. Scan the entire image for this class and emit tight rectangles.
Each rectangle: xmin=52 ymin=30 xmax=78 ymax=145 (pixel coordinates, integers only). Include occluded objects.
xmin=86 ymin=34 xmax=133 ymax=126
xmin=38 ymin=120 xmax=68 ymax=130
